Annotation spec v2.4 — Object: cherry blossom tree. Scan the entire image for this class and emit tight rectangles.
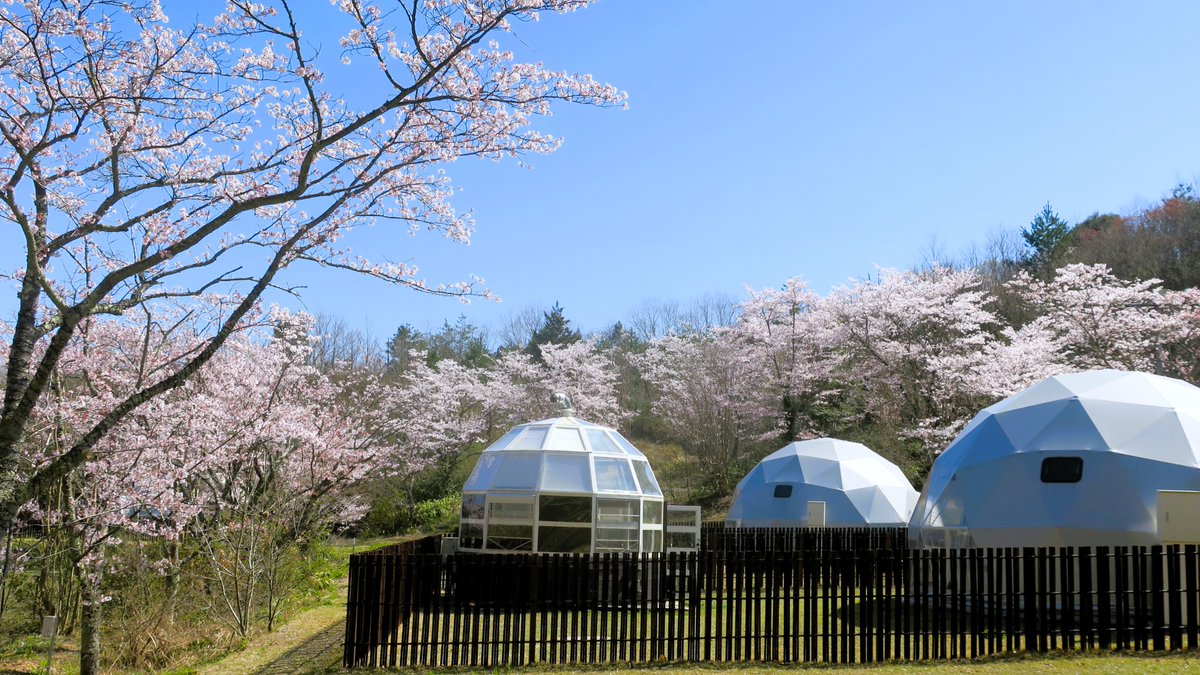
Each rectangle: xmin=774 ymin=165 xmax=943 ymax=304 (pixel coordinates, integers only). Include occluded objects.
xmin=936 ymin=320 xmax=1068 ymax=401
xmin=631 ymin=264 xmax=1200 ymax=486
xmin=635 ymin=333 xmax=776 ymax=494
xmin=178 ymin=315 xmax=378 ymax=638
xmin=731 ymin=278 xmax=835 ymax=441
xmin=0 ymin=0 xmax=623 ymax=558
xmin=366 ymin=349 xmax=488 ymax=515
xmin=10 ymin=307 xmax=381 ymax=665
xmin=924 ymin=264 xmax=1200 ymax=452
xmin=488 ymin=340 xmax=626 ymax=428
xmin=816 ymin=267 xmax=1002 ymax=461
xmin=1005 ymin=264 xmax=1200 ymax=376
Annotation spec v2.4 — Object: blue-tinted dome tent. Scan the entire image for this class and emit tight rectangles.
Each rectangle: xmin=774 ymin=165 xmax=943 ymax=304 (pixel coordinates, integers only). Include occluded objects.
xmin=726 ymin=438 xmax=919 ymax=528
xmin=910 ymin=370 xmax=1200 ymax=549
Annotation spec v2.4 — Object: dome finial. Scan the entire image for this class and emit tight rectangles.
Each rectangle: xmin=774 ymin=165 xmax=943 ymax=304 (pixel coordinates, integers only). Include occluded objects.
xmin=552 ymin=391 xmax=575 ymax=417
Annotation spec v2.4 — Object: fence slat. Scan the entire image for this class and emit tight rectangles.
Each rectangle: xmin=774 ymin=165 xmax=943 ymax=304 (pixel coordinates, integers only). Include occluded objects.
xmin=1188 ymin=546 xmax=1198 ymax=649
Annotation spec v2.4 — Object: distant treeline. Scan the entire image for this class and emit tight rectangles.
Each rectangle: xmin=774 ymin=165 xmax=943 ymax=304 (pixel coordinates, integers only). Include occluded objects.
xmin=313 ymin=180 xmax=1200 ymax=515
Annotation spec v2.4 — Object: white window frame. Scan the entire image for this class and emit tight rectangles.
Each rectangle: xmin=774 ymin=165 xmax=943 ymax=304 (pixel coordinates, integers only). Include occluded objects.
xmin=484 ymin=495 xmax=535 ymax=553
xmin=534 ymin=492 xmax=594 ymax=553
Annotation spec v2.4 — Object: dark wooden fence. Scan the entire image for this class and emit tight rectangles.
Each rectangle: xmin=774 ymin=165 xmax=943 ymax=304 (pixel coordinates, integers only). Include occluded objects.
xmin=345 ymin=540 xmax=1200 ymax=668
xmin=700 ymin=523 xmax=907 ymax=553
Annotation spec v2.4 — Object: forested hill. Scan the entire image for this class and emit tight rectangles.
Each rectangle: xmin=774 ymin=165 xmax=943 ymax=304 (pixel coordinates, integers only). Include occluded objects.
xmin=1018 ymin=184 xmax=1199 ymax=291
xmin=323 ymin=181 xmax=1200 ymax=525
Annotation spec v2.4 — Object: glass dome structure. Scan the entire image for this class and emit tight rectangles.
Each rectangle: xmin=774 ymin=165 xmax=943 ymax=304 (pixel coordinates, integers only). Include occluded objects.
xmin=458 ymin=413 xmax=664 ymax=554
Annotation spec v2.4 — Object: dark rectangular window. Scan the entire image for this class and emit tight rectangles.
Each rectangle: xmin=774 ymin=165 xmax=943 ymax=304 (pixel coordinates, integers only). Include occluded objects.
xmin=1041 ymin=457 xmax=1083 ymax=483
xmin=538 ymin=495 xmax=592 ymax=523
xmin=773 ymin=484 xmax=793 ymax=499
xmin=537 ymin=525 xmax=591 ymax=553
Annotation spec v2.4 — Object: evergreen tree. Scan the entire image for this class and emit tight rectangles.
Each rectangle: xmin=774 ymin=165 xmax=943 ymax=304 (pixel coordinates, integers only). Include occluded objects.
xmin=525 ymin=302 xmax=582 ymax=361
xmin=427 ymin=315 xmax=490 ymax=368
xmin=1170 ymin=182 xmax=1196 ymax=202
xmin=385 ymin=324 xmax=428 ymax=375
xmin=594 ymin=321 xmax=641 ymax=351
xmin=1022 ymin=202 xmax=1073 ymax=273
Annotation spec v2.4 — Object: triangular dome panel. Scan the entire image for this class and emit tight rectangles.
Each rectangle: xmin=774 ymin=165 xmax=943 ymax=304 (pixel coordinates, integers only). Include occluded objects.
xmin=1024 ymin=399 xmax=1108 ymax=451
xmin=990 ymin=398 xmax=1074 ymax=451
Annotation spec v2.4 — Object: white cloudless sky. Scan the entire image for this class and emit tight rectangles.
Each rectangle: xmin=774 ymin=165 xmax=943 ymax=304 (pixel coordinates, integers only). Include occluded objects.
xmin=8 ymin=1 xmax=1200 ymax=343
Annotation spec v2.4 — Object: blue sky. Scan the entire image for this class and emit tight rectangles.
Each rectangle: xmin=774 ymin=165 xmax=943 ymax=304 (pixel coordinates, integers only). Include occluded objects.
xmin=283 ymin=0 xmax=1200 ymax=341
xmin=7 ymin=1 xmax=1200 ymax=343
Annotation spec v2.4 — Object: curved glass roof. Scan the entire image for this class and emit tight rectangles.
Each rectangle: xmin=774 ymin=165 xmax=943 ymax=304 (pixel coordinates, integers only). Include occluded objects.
xmin=463 ymin=416 xmax=660 ymax=496
xmin=479 ymin=416 xmax=648 ymax=459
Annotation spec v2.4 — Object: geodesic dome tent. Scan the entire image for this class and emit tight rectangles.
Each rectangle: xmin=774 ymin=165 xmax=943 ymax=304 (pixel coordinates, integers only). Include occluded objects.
xmin=458 ymin=412 xmax=664 ymax=554
xmin=910 ymin=369 xmax=1200 ymax=549
xmin=725 ymin=438 xmax=919 ymax=528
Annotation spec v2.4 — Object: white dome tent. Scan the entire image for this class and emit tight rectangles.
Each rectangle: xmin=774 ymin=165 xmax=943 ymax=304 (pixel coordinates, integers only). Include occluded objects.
xmin=458 ymin=396 xmax=664 ymax=554
xmin=910 ymin=369 xmax=1200 ymax=549
xmin=726 ymin=438 xmax=919 ymax=528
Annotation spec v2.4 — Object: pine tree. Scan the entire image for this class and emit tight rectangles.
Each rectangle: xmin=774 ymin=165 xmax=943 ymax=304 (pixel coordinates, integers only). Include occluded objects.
xmin=525 ymin=302 xmax=582 ymax=362
xmin=1022 ymin=202 xmax=1073 ymax=274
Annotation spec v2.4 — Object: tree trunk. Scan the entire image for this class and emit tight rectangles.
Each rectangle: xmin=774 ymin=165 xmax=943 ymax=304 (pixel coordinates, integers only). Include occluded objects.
xmin=166 ymin=539 xmax=180 ymax=623
xmin=78 ymin=565 xmax=103 ymax=675
xmin=0 ymin=527 xmax=13 ymax=621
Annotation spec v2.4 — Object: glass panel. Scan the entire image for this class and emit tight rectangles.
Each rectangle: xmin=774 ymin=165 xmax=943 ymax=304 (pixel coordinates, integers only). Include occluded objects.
xmin=666 ymin=507 xmax=700 ymax=528
xmin=541 ymin=454 xmax=592 ymax=493
xmin=596 ymin=498 xmax=639 ymax=525
xmin=773 ymin=484 xmax=793 ymax=498
xmin=461 ymin=493 xmax=485 ymax=520
xmin=594 ymin=527 xmax=638 ymax=552
xmin=460 ymin=523 xmax=484 ymax=550
xmin=642 ymin=529 xmax=663 ymax=553
xmin=539 ymin=495 xmax=592 ymax=523
xmin=612 ymin=433 xmax=646 ymax=458
xmin=632 ymin=461 xmax=662 ymax=496
xmin=488 ymin=500 xmax=533 ymax=524
xmin=642 ymin=500 xmax=663 ymax=525
xmin=594 ymin=457 xmax=637 ymax=493
xmin=538 ymin=525 xmax=592 ymax=553
xmin=483 ymin=427 xmax=524 ymax=452
xmin=546 ymin=427 xmax=585 ymax=451
xmin=463 ymin=454 xmax=500 ymax=491
xmin=666 ymin=530 xmax=699 ymax=550
xmin=585 ymin=429 xmax=620 ymax=454
xmin=492 ymin=454 xmax=541 ymax=490
xmin=487 ymin=524 xmax=533 ymax=551
xmin=509 ymin=426 xmax=549 ymax=450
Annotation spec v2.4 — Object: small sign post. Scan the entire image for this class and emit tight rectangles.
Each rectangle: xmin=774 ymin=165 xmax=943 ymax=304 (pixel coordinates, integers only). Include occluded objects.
xmin=41 ymin=615 xmax=57 ymax=674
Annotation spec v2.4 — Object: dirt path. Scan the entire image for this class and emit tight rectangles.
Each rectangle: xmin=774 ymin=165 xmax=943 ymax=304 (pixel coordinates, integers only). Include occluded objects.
xmin=249 ymin=619 xmax=344 ymax=674
xmin=200 ymin=537 xmax=412 ymax=674
xmin=200 ymin=582 xmax=346 ymax=675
